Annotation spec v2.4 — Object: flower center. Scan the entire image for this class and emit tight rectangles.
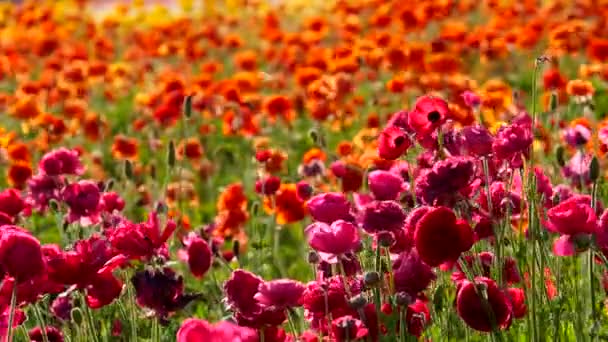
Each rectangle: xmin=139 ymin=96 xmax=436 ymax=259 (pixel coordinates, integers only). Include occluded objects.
xmin=427 ymin=110 xmax=441 ymax=122
xmin=394 ymin=136 xmax=405 ymax=146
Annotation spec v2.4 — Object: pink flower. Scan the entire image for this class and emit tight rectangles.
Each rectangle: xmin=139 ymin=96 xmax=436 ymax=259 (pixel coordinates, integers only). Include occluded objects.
xmin=27 ymin=174 xmax=63 ymax=211
xmin=62 ymin=180 xmax=101 ymax=224
xmin=254 ymin=279 xmax=305 ymax=309
xmin=545 ymin=197 xmax=597 ymax=256
xmin=415 ymin=157 xmax=476 ymax=206
xmin=392 ymin=250 xmax=436 ymax=297
xmin=39 ymin=148 xmax=83 ymax=176
xmin=461 ymin=125 xmax=493 ymax=157
xmin=305 ymin=220 xmax=360 ymax=262
xmin=368 ymin=170 xmax=406 ymax=201
xmin=492 ymin=121 xmax=533 ymax=168
xmin=177 ymin=319 xmax=258 ymax=342
xmin=29 ymin=326 xmax=64 ymax=342
xmin=307 ymin=193 xmax=352 ymax=224
xmin=461 ymin=91 xmax=481 ymax=108
xmin=100 ymin=192 xmax=125 ymax=213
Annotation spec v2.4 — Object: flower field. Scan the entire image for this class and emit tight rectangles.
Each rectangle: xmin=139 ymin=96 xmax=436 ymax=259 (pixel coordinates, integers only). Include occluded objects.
xmin=2 ymin=0 xmax=608 ymax=341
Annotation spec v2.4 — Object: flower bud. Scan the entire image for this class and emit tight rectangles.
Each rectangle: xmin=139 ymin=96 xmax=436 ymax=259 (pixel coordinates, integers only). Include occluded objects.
xmin=364 ymin=271 xmax=381 ymax=288
xmin=307 ymin=250 xmax=320 ymax=264
xmin=348 ymin=294 xmax=368 ymax=309
xmin=395 ymin=291 xmax=413 ymax=306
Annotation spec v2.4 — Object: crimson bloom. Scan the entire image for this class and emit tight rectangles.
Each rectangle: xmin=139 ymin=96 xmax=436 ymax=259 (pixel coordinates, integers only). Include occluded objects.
xmin=406 ymin=299 xmax=431 ymax=338
xmin=184 ymin=235 xmax=213 ymax=278
xmin=461 ymin=125 xmax=493 ymax=157
xmin=415 ymin=156 xmax=476 ymax=206
xmin=331 ymin=316 xmax=368 ymax=342
xmin=456 ymin=277 xmax=512 ymax=332
xmin=414 ymin=207 xmax=473 ymax=267
xmin=359 ymin=200 xmax=406 ymax=234
xmin=107 ymin=212 xmax=176 ymax=260
xmin=305 ymin=219 xmax=360 ymax=262
xmin=255 ymin=176 xmax=281 ymax=195
xmin=176 ymin=319 xmax=258 ymax=342
xmin=62 ymin=180 xmax=101 ymax=224
xmin=408 ymin=95 xmax=449 ymax=136
xmin=0 ymin=188 xmax=26 ymax=219
xmin=492 ymin=121 xmax=533 ymax=168
xmin=0 ymin=226 xmax=45 ymax=282
xmin=392 ymin=250 xmax=436 ymax=297
xmin=378 ymin=125 xmax=411 ymax=160
xmin=254 ymin=279 xmax=305 ymax=309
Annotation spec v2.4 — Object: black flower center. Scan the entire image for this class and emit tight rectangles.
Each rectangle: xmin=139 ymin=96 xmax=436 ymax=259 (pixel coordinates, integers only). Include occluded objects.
xmin=394 ymin=136 xmax=406 ymax=146
xmin=427 ymin=110 xmax=441 ymax=122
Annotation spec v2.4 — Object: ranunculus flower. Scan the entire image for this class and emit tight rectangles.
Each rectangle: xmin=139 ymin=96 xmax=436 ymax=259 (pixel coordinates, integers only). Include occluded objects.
xmin=478 ymin=181 xmax=522 ymax=218
xmin=415 ymin=156 xmax=476 ymax=206
xmin=300 ymin=276 xmax=349 ymax=317
xmin=29 ymin=326 xmax=64 ymax=342
xmin=38 ymin=148 xmax=83 ymax=176
xmin=368 ymin=170 xmax=406 ymax=201
xmin=177 ymin=319 xmax=258 ymax=342
xmin=305 ymin=219 xmax=360 ymax=262
xmin=107 ymin=212 xmax=176 ymax=260
xmin=461 ymin=91 xmax=481 ymax=108
xmin=378 ymin=126 xmax=411 ymax=160
xmin=406 ymin=299 xmax=431 ymax=337
xmin=255 ymin=176 xmax=281 ymax=195
xmin=456 ymin=277 xmax=512 ymax=332
xmin=545 ymin=196 xmax=597 ymax=256
xmin=492 ymin=121 xmax=533 ymax=168
xmin=461 ymin=125 xmax=493 ymax=157
xmin=99 ymin=192 xmax=125 ymax=213
xmin=62 ymin=180 xmax=101 ymax=224
xmin=254 ymin=279 xmax=305 ymax=309
xmin=506 ymin=287 xmax=526 ymax=319
xmin=392 ymin=250 xmax=436 ymax=296
xmin=296 ymin=181 xmax=313 ymax=201
xmin=359 ymin=200 xmax=406 ymax=234
xmin=185 ymin=236 xmax=213 ymax=278
xmin=331 ymin=316 xmax=368 ymax=342
xmin=307 ymin=192 xmax=352 ymax=224
xmin=414 ymin=207 xmax=473 ymax=267
xmin=0 ymin=227 xmax=45 ymax=282
xmin=563 ymin=124 xmax=591 ymax=148
xmin=408 ymin=95 xmax=449 ymax=136
xmin=0 ymin=188 xmax=25 ymax=218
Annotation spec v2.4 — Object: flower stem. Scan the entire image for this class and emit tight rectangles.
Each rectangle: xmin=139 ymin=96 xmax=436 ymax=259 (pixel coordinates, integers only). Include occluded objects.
xmin=33 ymin=304 xmax=50 ymax=342
xmin=5 ymin=284 xmax=17 ymax=342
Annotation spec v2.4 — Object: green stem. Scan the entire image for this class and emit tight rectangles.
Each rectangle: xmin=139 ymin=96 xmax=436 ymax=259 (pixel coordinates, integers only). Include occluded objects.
xmin=6 ymin=284 xmax=17 ymax=342
xmin=33 ymin=304 xmax=50 ymax=342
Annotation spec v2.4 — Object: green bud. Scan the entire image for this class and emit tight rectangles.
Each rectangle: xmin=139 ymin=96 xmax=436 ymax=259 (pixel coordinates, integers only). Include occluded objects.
xmin=590 ymin=156 xmax=600 ymax=182
xmin=556 ymin=146 xmax=566 ymax=167
xmin=183 ymin=95 xmax=193 ymax=118
xmin=71 ymin=308 xmax=83 ymax=325
xmin=549 ymin=92 xmax=558 ymax=112
xmin=124 ymin=160 xmax=133 ymax=180
xmin=168 ymin=140 xmax=176 ymax=168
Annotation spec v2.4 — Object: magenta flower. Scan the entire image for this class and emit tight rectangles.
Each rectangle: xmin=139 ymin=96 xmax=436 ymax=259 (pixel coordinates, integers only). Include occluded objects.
xmin=562 ymin=150 xmax=592 ymax=187
xmin=415 ymin=156 xmax=476 ymax=206
xmin=478 ymin=181 xmax=522 ymax=218
xmin=62 ymin=180 xmax=101 ymax=224
xmin=39 ymin=148 xmax=83 ymax=176
xmin=0 ymin=227 xmax=45 ymax=282
xmin=307 ymin=192 xmax=352 ymax=224
xmin=461 ymin=91 xmax=481 ymax=108
xmin=545 ymin=197 xmax=597 ymax=256
xmin=392 ymin=250 xmax=436 ymax=297
xmin=99 ymin=192 xmax=125 ymax=213
xmin=107 ymin=212 xmax=176 ymax=260
xmin=27 ymin=174 xmax=63 ymax=211
xmin=368 ymin=170 xmax=406 ymax=201
xmin=359 ymin=200 xmax=406 ymax=234
xmin=177 ymin=319 xmax=258 ymax=342
xmin=563 ymin=124 xmax=591 ymax=148
xmin=492 ymin=121 xmax=533 ymax=168
xmin=461 ymin=125 xmax=493 ymax=157
xmin=305 ymin=219 xmax=360 ymax=262
xmin=254 ymin=279 xmax=305 ymax=309
xmin=184 ymin=235 xmax=212 ymax=278
xmin=0 ymin=188 xmax=26 ymax=218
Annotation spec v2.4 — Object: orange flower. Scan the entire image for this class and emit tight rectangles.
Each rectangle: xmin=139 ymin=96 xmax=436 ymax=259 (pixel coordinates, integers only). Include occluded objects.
xmin=10 ymin=95 xmax=41 ymax=120
xmin=386 ymin=76 xmax=406 ymax=93
xmin=265 ymin=149 xmax=287 ymax=174
xmin=217 ymin=183 xmax=247 ymax=212
xmin=7 ymin=142 xmax=31 ymax=162
xmin=263 ymin=95 xmax=295 ymax=122
xmin=8 ymin=161 xmax=32 ymax=189
xmin=264 ymin=183 xmax=307 ymax=225
xmin=234 ymin=50 xmax=258 ymax=71
xmin=82 ymin=113 xmax=107 ymax=142
xmin=587 ymin=38 xmax=608 ymax=62
xmin=303 ymin=148 xmax=326 ymax=164
xmin=111 ymin=135 xmax=139 ymax=160
xmin=566 ymin=79 xmax=594 ymax=103
xmin=337 ymin=141 xmax=354 ymax=157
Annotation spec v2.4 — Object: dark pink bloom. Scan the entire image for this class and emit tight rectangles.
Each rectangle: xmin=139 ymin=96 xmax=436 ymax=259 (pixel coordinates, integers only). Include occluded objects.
xmin=107 ymin=212 xmax=176 ymax=260
xmin=408 ymin=95 xmax=449 ymax=136
xmin=406 ymin=299 xmax=431 ymax=337
xmin=307 ymin=193 xmax=352 ymax=224
xmin=29 ymin=326 xmax=64 ymax=342
xmin=305 ymin=220 xmax=360 ymax=262
xmin=51 ymin=295 xmax=72 ymax=320
xmin=184 ymin=236 xmax=212 ymax=278
xmin=506 ymin=287 xmax=526 ymax=319
xmin=461 ymin=125 xmax=493 ymax=157
xmin=388 ymin=161 xmax=410 ymax=181
xmin=301 ymin=276 xmax=348 ymax=318
xmin=456 ymin=277 xmax=512 ymax=332
xmin=131 ymin=267 xmax=199 ymax=319
xmin=387 ymin=110 xmax=413 ymax=132
xmin=378 ymin=126 xmax=411 ymax=160
xmin=296 ymin=181 xmax=314 ymax=201
xmin=563 ymin=124 xmax=591 ymax=147
xmin=39 ymin=148 xmax=83 ymax=176
xmin=85 ymin=270 xmax=123 ymax=309
xmin=478 ymin=182 xmax=522 ymax=218
xmin=492 ymin=122 xmax=533 ymax=168
xmin=359 ymin=200 xmax=406 ymax=234
xmin=62 ymin=180 xmax=101 ymax=224
xmin=414 ymin=207 xmax=473 ymax=267
xmin=461 ymin=91 xmax=481 ymax=108
xmin=255 ymin=176 xmax=281 ymax=195
xmin=0 ymin=189 xmax=25 ymax=218
xmin=368 ymin=170 xmax=406 ymax=201
xmin=562 ymin=151 xmax=592 ymax=187
xmin=415 ymin=157 xmax=476 ymax=206
xmin=27 ymin=174 xmax=63 ymax=210
xmin=331 ymin=316 xmax=368 ymax=342
xmin=254 ymin=279 xmax=305 ymax=309
xmin=0 ymin=227 xmax=45 ymax=282
xmin=100 ymin=192 xmax=125 ymax=213
xmin=0 ymin=307 xmax=25 ymax=338
xmin=177 ymin=319 xmax=258 ymax=342
xmin=392 ymin=250 xmax=436 ymax=296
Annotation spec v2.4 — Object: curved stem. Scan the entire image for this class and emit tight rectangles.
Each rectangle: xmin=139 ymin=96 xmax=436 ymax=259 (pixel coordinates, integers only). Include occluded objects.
xmin=5 ymin=284 xmax=17 ymax=342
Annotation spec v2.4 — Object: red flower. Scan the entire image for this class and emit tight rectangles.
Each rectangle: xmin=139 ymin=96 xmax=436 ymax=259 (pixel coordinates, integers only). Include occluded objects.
xmin=184 ymin=238 xmax=211 ymax=280
xmin=414 ymin=207 xmax=473 ymax=267
xmin=62 ymin=180 xmax=101 ymax=224
xmin=406 ymin=299 xmax=431 ymax=337
xmin=377 ymin=126 xmax=411 ymax=160
xmin=100 ymin=192 xmax=125 ymax=213
xmin=407 ymin=95 xmax=449 ymax=136
xmin=255 ymin=176 xmax=281 ymax=195
xmin=85 ymin=270 xmax=123 ymax=309
xmin=0 ymin=188 xmax=26 ymax=218
xmin=0 ymin=227 xmax=45 ymax=282
xmin=456 ymin=277 xmax=512 ymax=332
xmin=107 ymin=212 xmax=176 ymax=260
xmin=506 ymin=287 xmax=526 ymax=319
